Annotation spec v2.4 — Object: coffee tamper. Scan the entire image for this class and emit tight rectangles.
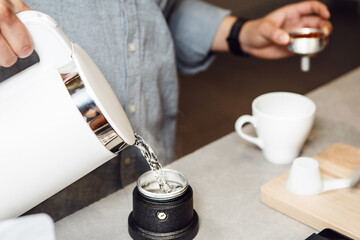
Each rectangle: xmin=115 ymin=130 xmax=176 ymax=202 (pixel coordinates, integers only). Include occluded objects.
xmin=128 ymin=169 xmax=199 ymax=240
xmin=288 ymin=28 xmax=327 ymax=72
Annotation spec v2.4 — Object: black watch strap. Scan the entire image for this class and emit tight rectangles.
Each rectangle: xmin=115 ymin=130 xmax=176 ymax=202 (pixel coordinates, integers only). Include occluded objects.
xmin=226 ymin=17 xmax=249 ymax=57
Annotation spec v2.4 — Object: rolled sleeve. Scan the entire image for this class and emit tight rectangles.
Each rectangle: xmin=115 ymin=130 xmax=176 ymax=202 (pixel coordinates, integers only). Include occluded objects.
xmin=168 ymin=0 xmax=230 ymax=75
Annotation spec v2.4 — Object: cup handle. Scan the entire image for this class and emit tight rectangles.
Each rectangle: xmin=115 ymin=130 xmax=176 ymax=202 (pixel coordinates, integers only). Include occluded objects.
xmin=235 ymin=115 xmax=264 ymax=149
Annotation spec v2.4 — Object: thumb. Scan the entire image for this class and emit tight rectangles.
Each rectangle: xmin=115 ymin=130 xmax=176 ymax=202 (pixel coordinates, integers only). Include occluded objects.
xmin=260 ymin=21 xmax=290 ymax=45
xmin=10 ymin=0 xmax=31 ymax=13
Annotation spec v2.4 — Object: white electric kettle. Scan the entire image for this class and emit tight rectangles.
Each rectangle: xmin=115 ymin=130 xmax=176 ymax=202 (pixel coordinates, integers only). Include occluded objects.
xmin=0 ymin=11 xmax=135 ymax=220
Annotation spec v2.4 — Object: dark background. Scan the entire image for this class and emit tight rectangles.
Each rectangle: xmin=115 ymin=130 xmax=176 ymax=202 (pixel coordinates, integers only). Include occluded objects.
xmin=175 ymin=0 xmax=360 ymax=158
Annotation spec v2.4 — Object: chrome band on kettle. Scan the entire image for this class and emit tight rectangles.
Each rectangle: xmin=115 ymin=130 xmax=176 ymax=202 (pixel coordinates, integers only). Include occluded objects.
xmin=59 ymin=63 xmax=128 ymax=154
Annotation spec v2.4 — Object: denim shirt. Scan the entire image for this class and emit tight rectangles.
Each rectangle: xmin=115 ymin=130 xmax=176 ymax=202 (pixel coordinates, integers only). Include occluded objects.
xmin=25 ymin=0 xmax=229 ymax=219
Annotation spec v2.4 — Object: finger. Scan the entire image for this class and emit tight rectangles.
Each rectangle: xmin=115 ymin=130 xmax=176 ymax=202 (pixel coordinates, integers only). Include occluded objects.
xmin=320 ymin=21 xmax=333 ymax=36
xmin=299 ymin=16 xmax=333 ymax=35
xmin=10 ymin=0 xmax=31 ymax=13
xmin=299 ymin=16 xmax=324 ymax=27
xmin=0 ymin=34 xmax=17 ymax=67
xmin=251 ymin=45 xmax=293 ymax=59
xmin=259 ymin=20 xmax=290 ymax=45
xmin=0 ymin=2 xmax=33 ymax=58
xmin=289 ymin=1 xmax=331 ymax=19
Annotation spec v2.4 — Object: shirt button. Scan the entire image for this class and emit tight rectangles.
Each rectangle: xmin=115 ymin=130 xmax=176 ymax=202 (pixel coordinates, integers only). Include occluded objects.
xmin=128 ymin=43 xmax=136 ymax=52
xmin=124 ymin=157 xmax=132 ymax=166
xmin=129 ymin=104 xmax=136 ymax=113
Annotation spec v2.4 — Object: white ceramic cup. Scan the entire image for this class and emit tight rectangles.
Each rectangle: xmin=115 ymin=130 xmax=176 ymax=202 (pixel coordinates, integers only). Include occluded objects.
xmin=235 ymin=92 xmax=316 ymax=164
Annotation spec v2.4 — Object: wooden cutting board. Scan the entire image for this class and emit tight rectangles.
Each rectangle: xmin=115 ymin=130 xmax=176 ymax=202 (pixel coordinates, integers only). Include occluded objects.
xmin=261 ymin=143 xmax=360 ymax=239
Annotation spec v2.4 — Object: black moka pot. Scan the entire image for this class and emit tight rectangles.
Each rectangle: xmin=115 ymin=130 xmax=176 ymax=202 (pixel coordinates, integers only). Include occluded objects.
xmin=128 ymin=169 xmax=199 ymax=240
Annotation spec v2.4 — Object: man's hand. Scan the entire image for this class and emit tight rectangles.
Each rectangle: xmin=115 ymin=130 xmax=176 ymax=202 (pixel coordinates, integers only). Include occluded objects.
xmin=240 ymin=1 xmax=332 ymax=59
xmin=0 ymin=0 xmax=32 ymax=67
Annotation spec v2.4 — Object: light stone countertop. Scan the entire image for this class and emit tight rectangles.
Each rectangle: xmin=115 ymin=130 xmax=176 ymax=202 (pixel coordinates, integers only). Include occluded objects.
xmin=55 ymin=66 xmax=360 ymax=240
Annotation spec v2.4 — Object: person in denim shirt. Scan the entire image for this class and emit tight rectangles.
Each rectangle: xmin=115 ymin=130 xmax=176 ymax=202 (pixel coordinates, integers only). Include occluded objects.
xmin=0 ymin=0 xmax=331 ymax=219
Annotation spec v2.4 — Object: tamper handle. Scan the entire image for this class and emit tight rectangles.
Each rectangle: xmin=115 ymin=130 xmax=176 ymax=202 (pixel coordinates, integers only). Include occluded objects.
xmin=301 ymin=56 xmax=310 ymax=72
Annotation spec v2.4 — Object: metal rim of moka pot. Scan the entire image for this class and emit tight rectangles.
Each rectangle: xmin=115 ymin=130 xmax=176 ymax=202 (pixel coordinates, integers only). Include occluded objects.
xmin=137 ymin=169 xmax=189 ymax=200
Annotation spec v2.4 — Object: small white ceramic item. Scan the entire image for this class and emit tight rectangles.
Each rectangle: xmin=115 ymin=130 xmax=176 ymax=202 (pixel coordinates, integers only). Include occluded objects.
xmin=286 ymin=157 xmax=357 ymax=196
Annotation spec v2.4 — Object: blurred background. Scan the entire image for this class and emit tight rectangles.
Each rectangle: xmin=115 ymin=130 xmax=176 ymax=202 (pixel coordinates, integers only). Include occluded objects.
xmin=175 ymin=0 xmax=360 ymax=158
